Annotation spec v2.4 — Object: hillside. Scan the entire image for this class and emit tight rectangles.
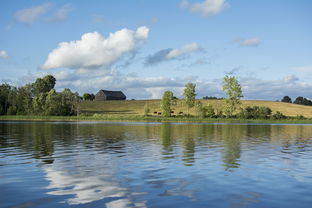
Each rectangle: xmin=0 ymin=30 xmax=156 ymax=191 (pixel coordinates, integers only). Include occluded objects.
xmin=78 ymin=99 xmax=312 ymax=118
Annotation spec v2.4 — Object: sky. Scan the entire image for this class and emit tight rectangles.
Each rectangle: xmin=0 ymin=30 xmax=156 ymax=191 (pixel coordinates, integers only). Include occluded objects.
xmin=0 ymin=0 xmax=312 ymax=100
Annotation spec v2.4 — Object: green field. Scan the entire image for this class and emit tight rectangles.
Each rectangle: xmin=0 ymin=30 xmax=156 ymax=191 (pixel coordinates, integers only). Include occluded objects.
xmin=78 ymin=99 xmax=312 ymax=118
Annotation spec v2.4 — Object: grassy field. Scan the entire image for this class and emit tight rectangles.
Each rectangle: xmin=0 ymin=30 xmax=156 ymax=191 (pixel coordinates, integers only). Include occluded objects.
xmin=78 ymin=99 xmax=312 ymax=118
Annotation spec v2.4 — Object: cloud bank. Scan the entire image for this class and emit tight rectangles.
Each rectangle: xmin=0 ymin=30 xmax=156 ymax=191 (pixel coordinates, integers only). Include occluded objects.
xmin=41 ymin=26 xmax=149 ymax=70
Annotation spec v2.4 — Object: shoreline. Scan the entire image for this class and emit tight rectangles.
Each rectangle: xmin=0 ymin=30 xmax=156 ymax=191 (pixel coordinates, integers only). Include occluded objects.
xmin=1 ymin=115 xmax=312 ymax=124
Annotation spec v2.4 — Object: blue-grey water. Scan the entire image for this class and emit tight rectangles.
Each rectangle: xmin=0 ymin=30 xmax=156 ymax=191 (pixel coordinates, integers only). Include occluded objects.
xmin=0 ymin=121 xmax=312 ymax=208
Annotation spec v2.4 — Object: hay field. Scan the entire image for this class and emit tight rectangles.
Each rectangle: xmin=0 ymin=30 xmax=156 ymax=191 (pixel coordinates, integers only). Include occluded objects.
xmin=78 ymin=99 xmax=312 ymax=118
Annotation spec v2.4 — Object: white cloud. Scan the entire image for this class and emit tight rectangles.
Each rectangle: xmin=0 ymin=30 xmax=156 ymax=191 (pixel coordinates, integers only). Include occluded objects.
xmin=145 ymin=42 xmax=201 ymax=66
xmin=167 ymin=43 xmax=201 ymax=59
xmin=0 ymin=50 xmax=9 ymax=58
xmin=14 ymin=3 xmax=52 ymax=24
xmin=47 ymin=4 xmax=73 ymax=23
xmin=180 ymin=0 xmax=189 ymax=8
xmin=236 ymin=38 xmax=260 ymax=47
xmin=293 ymin=65 xmax=312 ymax=73
xmin=41 ymin=26 xmax=149 ymax=70
xmin=181 ymin=0 xmax=229 ymax=16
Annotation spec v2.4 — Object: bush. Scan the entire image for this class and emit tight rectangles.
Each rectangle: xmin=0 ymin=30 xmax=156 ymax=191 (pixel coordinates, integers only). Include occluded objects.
xmin=295 ymin=115 xmax=306 ymax=120
xmin=205 ymin=104 xmax=215 ymax=118
xmin=195 ymin=101 xmax=206 ymax=118
xmin=195 ymin=102 xmax=215 ymax=118
xmin=238 ymin=106 xmax=272 ymax=119
xmin=272 ymin=111 xmax=286 ymax=120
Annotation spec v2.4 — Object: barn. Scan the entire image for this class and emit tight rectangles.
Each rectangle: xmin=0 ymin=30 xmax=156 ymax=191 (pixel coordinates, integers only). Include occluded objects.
xmin=95 ymin=90 xmax=126 ymax=101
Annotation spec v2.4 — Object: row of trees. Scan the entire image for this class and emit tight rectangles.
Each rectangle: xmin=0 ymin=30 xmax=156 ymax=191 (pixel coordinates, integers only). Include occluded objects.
xmin=157 ymin=75 xmax=288 ymax=119
xmin=159 ymin=75 xmax=244 ymax=118
xmin=0 ymin=75 xmax=80 ymax=116
xmin=281 ymin=96 xmax=312 ymax=106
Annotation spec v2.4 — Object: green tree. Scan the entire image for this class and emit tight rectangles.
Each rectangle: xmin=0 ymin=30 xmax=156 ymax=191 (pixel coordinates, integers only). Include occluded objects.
xmin=281 ymin=96 xmax=292 ymax=103
xmin=59 ymin=88 xmax=80 ymax=116
xmin=195 ymin=101 xmax=206 ymax=118
xmin=143 ymin=103 xmax=150 ymax=116
xmin=222 ymin=75 xmax=243 ymax=117
xmin=161 ymin=91 xmax=174 ymax=117
xmin=183 ymin=83 xmax=197 ymax=110
xmin=83 ymin=93 xmax=93 ymax=101
xmin=44 ymin=89 xmax=60 ymax=115
xmin=33 ymin=75 xmax=56 ymax=95
xmin=32 ymin=93 xmax=47 ymax=115
xmin=0 ymin=84 xmax=12 ymax=115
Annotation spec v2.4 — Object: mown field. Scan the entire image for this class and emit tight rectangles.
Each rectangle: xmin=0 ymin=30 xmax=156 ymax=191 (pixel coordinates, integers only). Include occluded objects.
xmin=78 ymin=99 xmax=312 ymax=118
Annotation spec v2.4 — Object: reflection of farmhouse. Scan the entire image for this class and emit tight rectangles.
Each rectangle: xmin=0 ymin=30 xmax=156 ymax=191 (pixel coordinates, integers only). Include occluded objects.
xmin=95 ymin=90 xmax=126 ymax=101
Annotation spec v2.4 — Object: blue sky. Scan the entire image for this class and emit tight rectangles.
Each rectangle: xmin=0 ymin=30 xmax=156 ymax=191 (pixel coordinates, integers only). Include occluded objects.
xmin=0 ymin=0 xmax=312 ymax=100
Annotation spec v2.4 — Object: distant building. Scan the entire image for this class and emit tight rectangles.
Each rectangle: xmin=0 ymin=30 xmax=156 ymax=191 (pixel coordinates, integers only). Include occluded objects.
xmin=95 ymin=90 xmax=126 ymax=101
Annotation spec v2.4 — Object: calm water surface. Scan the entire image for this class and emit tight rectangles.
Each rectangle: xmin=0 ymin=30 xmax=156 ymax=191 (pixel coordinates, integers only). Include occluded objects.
xmin=0 ymin=121 xmax=312 ymax=208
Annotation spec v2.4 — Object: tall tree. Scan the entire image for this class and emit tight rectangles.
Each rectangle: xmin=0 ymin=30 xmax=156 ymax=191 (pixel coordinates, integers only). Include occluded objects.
xmin=281 ymin=96 xmax=292 ymax=103
xmin=0 ymin=84 xmax=11 ymax=115
xmin=222 ymin=75 xmax=243 ymax=117
xmin=33 ymin=75 xmax=56 ymax=95
xmin=183 ymin=83 xmax=196 ymax=114
xmin=161 ymin=91 xmax=174 ymax=117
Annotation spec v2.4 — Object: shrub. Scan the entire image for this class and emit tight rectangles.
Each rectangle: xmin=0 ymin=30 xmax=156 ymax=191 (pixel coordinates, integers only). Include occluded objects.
xmin=205 ymin=104 xmax=215 ymax=118
xmin=238 ymin=106 xmax=272 ymax=119
xmin=294 ymin=115 xmax=306 ymax=120
xmin=272 ymin=111 xmax=286 ymax=120
xmin=195 ymin=101 xmax=206 ymax=118
xmin=195 ymin=102 xmax=215 ymax=118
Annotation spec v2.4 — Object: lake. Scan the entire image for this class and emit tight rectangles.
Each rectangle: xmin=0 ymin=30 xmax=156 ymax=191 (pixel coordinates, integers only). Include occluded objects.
xmin=0 ymin=121 xmax=312 ymax=208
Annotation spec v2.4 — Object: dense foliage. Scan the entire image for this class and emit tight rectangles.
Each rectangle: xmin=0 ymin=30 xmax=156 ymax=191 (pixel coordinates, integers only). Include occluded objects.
xmin=0 ymin=75 xmax=80 ymax=116
xmin=238 ymin=106 xmax=272 ymax=119
xmin=281 ymin=96 xmax=292 ymax=103
xmin=281 ymin=96 xmax=312 ymax=106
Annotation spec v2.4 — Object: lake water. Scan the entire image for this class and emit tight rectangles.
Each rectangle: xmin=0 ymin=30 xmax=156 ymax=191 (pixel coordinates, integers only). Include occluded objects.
xmin=0 ymin=121 xmax=312 ymax=208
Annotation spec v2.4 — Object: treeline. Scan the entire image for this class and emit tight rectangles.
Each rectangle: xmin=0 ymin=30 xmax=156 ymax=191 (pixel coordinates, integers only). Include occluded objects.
xmin=143 ymin=75 xmax=292 ymax=120
xmin=0 ymin=75 xmax=80 ymax=116
xmin=281 ymin=96 xmax=312 ymax=106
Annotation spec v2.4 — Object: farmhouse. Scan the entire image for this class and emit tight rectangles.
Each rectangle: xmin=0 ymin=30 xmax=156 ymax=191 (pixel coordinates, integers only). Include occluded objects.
xmin=95 ymin=90 xmax=126 ymax=101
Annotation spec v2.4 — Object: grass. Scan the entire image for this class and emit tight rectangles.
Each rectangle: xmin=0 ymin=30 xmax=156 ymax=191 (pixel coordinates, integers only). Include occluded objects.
xmin=1 ymin=114 xmax=312 ymax=124
xmin=78 ymin=99 xmax=312 ymax=118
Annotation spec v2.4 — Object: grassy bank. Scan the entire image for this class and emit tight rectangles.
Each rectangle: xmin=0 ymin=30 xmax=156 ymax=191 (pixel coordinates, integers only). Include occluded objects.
xmin=78 ymin=99 xmax=312 ymax=118
xmin=1 ymin=115 xmax=312 ymax=124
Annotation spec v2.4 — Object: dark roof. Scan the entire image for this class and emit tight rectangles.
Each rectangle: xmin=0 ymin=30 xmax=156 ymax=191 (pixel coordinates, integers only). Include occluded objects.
xmin=98 ymin=90 xmax=126 ymax=98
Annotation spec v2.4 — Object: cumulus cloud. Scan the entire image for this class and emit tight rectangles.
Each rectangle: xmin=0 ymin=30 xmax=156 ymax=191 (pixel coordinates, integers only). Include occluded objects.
xmin=145 ymin=43 xmax=201 ymax=66
xmin=41 ymin=26 xmax=149 ymax=70
xmin=181 ymin=0 xmax=229 ymax=16
xmin=14 ymin=3 xmax=52 ymax=24
xmin=47 ymin=4 xmax=73 ymax=23
xmin=235 ymin=38 xmax=260 ymax=47
xmin=0 ymin=50 xmax=9 ymax=58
